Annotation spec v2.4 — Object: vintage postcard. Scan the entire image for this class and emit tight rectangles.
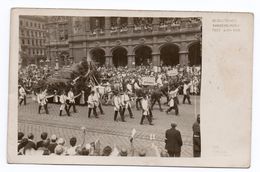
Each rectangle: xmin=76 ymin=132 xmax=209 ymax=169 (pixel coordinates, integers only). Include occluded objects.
xmin=8 ymin=8 xmax=253 ymax=167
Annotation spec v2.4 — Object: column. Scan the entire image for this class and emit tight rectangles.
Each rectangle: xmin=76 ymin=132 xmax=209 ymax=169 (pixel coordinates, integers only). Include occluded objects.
xmin=105 ymin=17 xmax=111 ymax=35
xmin=105 ymin=55 xmax=113 ymax=67
xmin=179 ymin=51 xmax=189 ymax=66
xmin=178 ymin=42 xmax=189 ymax=66
xmin=152 ymin=53 xmax=160 ymax=66
xmin=127 ymin=54 xmax=135 ymax=68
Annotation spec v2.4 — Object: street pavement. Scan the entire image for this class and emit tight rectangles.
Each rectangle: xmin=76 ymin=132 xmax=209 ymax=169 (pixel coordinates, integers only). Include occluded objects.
xmin=18 ymin=95 xmax=200 ymax=157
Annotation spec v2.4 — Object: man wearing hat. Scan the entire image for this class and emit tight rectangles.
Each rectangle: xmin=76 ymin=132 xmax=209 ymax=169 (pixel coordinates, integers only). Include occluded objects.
xmin=47 ymin=134 xmax=58 ymax=154
xmin=113 ymin=91 xmax=126 ymax=122
xmin=18 ymin=85 xmax=27 ymax=106
xmin=121 ymin=90 xmax=134 ymax=119
xmin=87 ymin=91 xmax=98 ymax=118
xmin=165 ymin=123 xmax=183 ymax=157
xmin=150 ymin=86 xmax=163 ymax=112
xmin=192 ymin=114 xmax=201 ymax=157
xmin=166 ymin=86 xmax=180 ymax=115
xmin=183 ymin=80 xmax=192 ymax=104
xmin=67 ymin=87 xmax=78 ymax=113
xmin=140 ymin=95 xmax=153 ymax=125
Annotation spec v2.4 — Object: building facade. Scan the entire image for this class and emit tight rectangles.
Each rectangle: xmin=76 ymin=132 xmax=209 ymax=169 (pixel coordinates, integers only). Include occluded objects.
xmin=46 ymin=16 xmax=202 ymax=68
xmin=19 ymin=16 xmax=47 ymax=67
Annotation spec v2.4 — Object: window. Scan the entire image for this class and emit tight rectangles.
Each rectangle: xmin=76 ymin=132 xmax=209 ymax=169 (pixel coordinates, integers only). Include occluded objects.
xmin=34 ymin=23 xmax=36 ymax=27
xmin=30 ymin=22 xmax=32 ymax=27
xmin=26 ymin=21 xmax=28 ymax=27
xmin=38 ymin=23 xmax=41 ymax=28
xmin=22 ymin=39 xmax=25 ymax=45
xmin=20 ymin=20 xmax=23 ymax=26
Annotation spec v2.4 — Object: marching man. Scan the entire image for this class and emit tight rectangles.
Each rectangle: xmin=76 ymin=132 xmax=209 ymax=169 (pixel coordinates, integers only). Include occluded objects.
xmin=87 ymin=91 xmax=98 ymax=118
xmin=67 ymin=88 xmax=80 ymax=113
xmin=18 ymin=85 xmax=27 ymax=106
xmin=140 ymin=94 xmax=153 ymax=125
xmin=183 ymin=81 xmax=192 ymax=104
xmin=113 ymin=92 xmax=126 ymax=122
xmin=121 ymin=90 xmax=134 ymax=119
xmin=59 ymin=90 xmax=70 ymax=116
xmin=53 ymin=90 xmax=59 ymax=104
xmin=166 ymin=86 xmax=180 ymax=115
xmin=93 ymin=87 xmax=104 ymax=115
xmin=37 ymin=88 xmax=50 ymax=114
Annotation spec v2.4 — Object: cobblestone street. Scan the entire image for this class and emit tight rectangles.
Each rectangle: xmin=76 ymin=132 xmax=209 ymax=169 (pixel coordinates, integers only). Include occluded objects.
xmin=18 ymin=95 xmax=200 ymax=157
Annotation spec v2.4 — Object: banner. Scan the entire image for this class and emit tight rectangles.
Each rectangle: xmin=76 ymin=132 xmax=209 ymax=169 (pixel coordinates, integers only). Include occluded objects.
xmin=167 ymin=69 xmax=178 ymax=76
xmin=142 ymin=77 xmax=156 ymax=86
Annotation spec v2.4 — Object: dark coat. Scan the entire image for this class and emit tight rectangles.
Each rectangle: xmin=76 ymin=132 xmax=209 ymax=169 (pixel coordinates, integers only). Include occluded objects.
xmin=165 ymin=128 xmax=183 ymax=153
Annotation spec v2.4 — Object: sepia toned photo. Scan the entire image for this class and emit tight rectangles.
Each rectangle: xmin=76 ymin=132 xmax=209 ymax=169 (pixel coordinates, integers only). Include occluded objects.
xmin=8 ymin=9 xmax=253 ymax=167
xmin=17 ymin=15 xmax=202 ymax=157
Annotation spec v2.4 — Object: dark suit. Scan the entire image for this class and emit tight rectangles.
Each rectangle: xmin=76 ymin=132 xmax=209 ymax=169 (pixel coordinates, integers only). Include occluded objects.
xmin=165 ymin=128 xmax=183 ymax=157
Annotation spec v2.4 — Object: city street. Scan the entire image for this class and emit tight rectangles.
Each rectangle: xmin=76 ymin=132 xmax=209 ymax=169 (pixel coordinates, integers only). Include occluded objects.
xmin=18 ymin=95 xmax=200 ymax=157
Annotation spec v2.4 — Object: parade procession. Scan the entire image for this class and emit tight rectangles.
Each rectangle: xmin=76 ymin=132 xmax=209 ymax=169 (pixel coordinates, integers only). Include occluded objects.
xmin=17 ymin=16 xmax=201 ymax=157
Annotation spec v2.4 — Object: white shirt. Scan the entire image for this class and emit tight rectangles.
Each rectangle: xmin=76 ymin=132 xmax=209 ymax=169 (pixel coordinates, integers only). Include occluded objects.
xmin=19 ymin=87 xmax=26 ymax=97
xmin=126 ymin=83 xmax=132 ymax=92
xmin=134 ymin=82 xmax=141 ymax=89
xmin=113 ymin=96 xmax=121 ymax=111
xmin=169 ymin=88 xmax=179 ymax=98
xmin=87 ymin=94 xmax=95 ymax=108
xmin=59 ymin=94 xmax=67 ymax=104
xmin=141 ymin=99 xmax=149 ymax=112
xmin=68 ymin=91 xmax=75 ymax=103
xmin=183 ymin=83 xmax=191 ymax=95
xmin=37 ymin=92 xmax=47 ymax=105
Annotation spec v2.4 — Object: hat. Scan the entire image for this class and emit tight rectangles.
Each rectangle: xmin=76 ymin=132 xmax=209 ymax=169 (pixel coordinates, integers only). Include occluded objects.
xmin=85 ymin=143 xmax=91 ymax=150
xmin=120 ymin=148 xmax=128 ymax=156
xmin=27 ymin=133 xmax=34 ymax=140
xmin=57 ymin=138 xmax=65 ymax=145
xmin=54 ymin=145 xmax=64 ymax=155
xmin=102 ymin=146 xmax=112 ymax=156
xmin=18 ymin=132 xmax=24 ymax=140
xmin=138 ymin=149 xmax=146 ymax=157
xmin=50 ymin=134 xmax=57 ymax=142
xmin=171 ymin=123 xmax=177 ymax=128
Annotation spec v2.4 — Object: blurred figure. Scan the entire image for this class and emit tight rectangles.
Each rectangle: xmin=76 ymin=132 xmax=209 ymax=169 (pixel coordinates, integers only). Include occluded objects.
xmin=192 ymin=114 xmax=201 ymax=157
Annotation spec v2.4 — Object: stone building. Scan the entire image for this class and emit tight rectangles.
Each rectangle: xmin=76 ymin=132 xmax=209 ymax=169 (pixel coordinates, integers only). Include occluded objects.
xmin=46 ymin=16 xmax=202 ymax=68
xmin=19 ymin=16 xmax=47 ymax=67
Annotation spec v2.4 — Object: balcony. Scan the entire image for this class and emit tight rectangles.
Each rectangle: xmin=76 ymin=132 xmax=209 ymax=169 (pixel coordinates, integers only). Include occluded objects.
xmin=86 ymin=21 xmax=201 ymax=40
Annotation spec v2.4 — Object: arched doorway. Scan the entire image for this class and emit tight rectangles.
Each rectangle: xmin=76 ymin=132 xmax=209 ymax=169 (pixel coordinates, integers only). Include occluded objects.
xmin=112 ymin=47 xmax=128 ymax=67
xmin=135 ymin=46 xmax=152 ymax=66
xmin=189 ymin=42 xmax=201 ymax=66
xmin=91 ymin=48 xmax=106 ymax=66
xmin=160 ymin=44 xmax=179 ymax=66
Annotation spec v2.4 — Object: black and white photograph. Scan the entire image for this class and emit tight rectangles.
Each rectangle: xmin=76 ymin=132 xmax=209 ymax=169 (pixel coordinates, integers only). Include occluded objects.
xmin=17 ymin=15 xmax=202 ymax=158
xmin=7 ymin=9 xmax=253 ymax=167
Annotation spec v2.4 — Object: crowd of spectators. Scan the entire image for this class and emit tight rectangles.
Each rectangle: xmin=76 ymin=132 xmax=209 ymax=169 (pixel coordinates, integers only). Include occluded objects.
xmin=97 ymin=64 xmax=201 ymax=95
xmin=17 ymin=131 xmax=168 ymax=157
xmin=18 ymin=64 xmax=52 ymax=91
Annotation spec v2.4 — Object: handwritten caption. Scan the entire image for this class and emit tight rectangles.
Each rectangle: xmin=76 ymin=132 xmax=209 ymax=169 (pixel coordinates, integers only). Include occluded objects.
xmin=212 ymin=19 xmax=240 ymax=32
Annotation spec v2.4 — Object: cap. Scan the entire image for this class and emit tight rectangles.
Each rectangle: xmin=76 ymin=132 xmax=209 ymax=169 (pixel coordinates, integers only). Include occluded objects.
xmin=50 ymin=134 xmax=57 ymax=142
xmin=171 ymin=123 xmax=177 ymax=128
xmin=120 ymin=148 xmax=128 ymax=156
